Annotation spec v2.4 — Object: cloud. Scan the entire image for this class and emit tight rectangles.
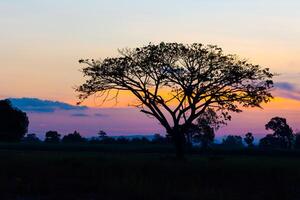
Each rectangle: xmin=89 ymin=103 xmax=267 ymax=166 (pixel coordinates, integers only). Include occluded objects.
xmin=8 ymin=98 xmax=87 ymax=113
xmin=274 ymin=82 xmax=300 ymax=101
xmin=94 ymin=113 xmax=109 ymax=117
xmin=71 ymin=113 xmax=89 ymax=117
xmin=274 ymin=82 xmax=296 ymax=91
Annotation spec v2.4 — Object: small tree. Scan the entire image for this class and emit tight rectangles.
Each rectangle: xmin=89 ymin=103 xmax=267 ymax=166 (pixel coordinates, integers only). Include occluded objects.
xmin=0 ymin=99 xmax=29 ymax=142
xmin=77 ymin=42 xmax=273 ymax=158
xmin=265 ymin=117 xmax=294 ymax=149
xmin=244 ymin=132 xmax=254 ymax=147
xmin=188 ymin=108 xmax=227 ymax=149
xmin=45 ymin=131 xmax=61 ymax=143
xmin=222 ymin=135 xmax=244 ymax=148
xmin=97 ymin=130 xmax=107 ymax=139
xmin=62 ymin=131 xmax=86 ymax=143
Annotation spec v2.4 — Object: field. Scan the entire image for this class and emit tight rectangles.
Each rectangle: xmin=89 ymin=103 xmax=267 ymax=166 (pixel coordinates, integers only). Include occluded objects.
xmin=0 ymin=144 xmax=300 ymax=200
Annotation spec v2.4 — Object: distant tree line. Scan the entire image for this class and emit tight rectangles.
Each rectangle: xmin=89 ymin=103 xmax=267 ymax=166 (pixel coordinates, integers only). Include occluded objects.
xmin=22 ymin=130 xmax=171 ymax=145
xmin=1 ymin=99 xmax=300 ymax=151
xmin=17 ymin=116 xmax=300 ymax=150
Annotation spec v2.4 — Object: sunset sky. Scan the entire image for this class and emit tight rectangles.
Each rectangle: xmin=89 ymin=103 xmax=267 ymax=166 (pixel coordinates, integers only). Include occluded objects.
xmin=1 ymin=0 xmax=300 ymax=137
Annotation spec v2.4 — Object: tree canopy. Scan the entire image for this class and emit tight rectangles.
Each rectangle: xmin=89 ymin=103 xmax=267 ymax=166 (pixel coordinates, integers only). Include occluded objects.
xmin=0 ymin=99 xmax=29 ymax=142
xmin=62 ymin=131 xmax=85 ymax=143
xmin=244 ymin=132 xmax=254 ymax=147
xmin=45 ymin=131 xmax=61 ymax=143
xmin=77 ymin=42 xmax=273 ymax=157
xmin=265 ymin=117 xmax=294 ymax=149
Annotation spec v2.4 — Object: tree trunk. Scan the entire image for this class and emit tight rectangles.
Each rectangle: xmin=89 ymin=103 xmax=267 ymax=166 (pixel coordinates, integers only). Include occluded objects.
xmin=172 ymin=129 xmax=186 ymax=159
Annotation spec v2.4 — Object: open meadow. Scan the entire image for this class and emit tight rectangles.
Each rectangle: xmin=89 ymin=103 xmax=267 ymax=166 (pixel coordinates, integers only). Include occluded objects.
xmin=0 ymin=144 xmax=300 ymax=200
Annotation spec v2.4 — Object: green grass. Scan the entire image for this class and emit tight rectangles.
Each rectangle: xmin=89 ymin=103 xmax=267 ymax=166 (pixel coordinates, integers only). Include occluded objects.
xmin=0 ymin=145 xmax=300 ymax=199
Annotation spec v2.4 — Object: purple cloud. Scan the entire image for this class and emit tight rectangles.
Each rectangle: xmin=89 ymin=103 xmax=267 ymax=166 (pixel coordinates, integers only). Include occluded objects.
xmin=274 ymin=82 xmax=300 ymax=101
xmin=8 ymin=98 xmax=87 ymax=113
xmin=71 ymin=113 xmax=89 ymax=117
xmin=274 ymin=82 xmax=296 ymax=91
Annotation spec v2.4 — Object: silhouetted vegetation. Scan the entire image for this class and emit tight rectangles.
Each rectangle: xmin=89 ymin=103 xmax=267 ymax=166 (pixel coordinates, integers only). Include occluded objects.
xmin=0 ymin=99 xmax=29 ymax=142
xmin=1 ymin=102 xmax=300 ymax=199
xmin=62 ymin=131 xmax=86 ymax=143
xmin=244 ymin=132 xmax=254 ymax=147
xmin=77 ymin=42 xmax=274 ymax=158
xmin=22 ymin=133 xmax=41 ymax=143
xmin=44 ymin=131 xmax=61 ymax=143
xmin=130 ymin=137 xmax=150 ymax=144
xmin=97 ymin=130 xmax=107 ymax=139
xmin=294 ymin=133 xmax=300 ymax=149
xmin=222 ymin=135 xmax=244 ymax=148
xmin=152 ymin=134 xmax=170 ymax=144
xmin=265 ymin=117 xmax=294 ymax=149
xmin=186 ymin=109 xmax=221 ymax=150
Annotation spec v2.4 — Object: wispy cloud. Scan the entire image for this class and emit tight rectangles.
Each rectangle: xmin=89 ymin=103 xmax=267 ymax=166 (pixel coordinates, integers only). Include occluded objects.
xmin=71 ymin=113 xmax=89 ymax=117
xmin=8 ymin=98 xmax=87 ymax=113
xmin=94 ymin=113 xmax=109 ymax=117
xmin=274 ymin=82 xmax=300 ymax=101
xmin=274 ymin=82 xmax=296 ymax=91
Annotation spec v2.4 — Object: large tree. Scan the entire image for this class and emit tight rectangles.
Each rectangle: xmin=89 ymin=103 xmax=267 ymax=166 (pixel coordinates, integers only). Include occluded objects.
xmin=77 ymin=42 xmax=273 ymax=158
xmin=0 ymin=99 xmax=29 ymax=142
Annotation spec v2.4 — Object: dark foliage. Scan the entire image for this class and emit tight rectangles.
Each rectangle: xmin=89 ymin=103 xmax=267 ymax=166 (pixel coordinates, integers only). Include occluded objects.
xmin=77 ymin=42 xmax=274 ymax=158
xmin=115 ymin=136 xmax=130 ymax=144
xmin=294 ymin=133 xmax=300 ymax=149
xmin=222 ymin=135 xmax=244 ymax=148
xmin=0 ymin=99 xmax=29 ymax=142
xmin=244 ymin=132 xmax=254 ymax=147
xmin=187 ymin=108 xmax=221 ymax=149
xmin=265 ymin=117 xmax=294 ymax=149
xmin=44 ymin=131 xmax=61 ymax=143
xmin=62 ymin=131 xmax=86 ymax=143
xmin=259 ymin=134 xmax=282 ymax=149
xmin=97 ymin=130 xmax=107 ymax=138
xmin=152 ymin=134 xmax=170 ymax=144
xmin=22 ymin=133 xmax=41 ymax=143
xmin=97 ymin=137 xmax=117 ymax=144
xmin=130 ymin=137 xmax=150 ymax=144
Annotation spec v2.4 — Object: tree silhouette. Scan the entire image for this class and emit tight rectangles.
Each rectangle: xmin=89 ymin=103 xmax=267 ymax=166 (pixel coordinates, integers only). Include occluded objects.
xmin=45 ymin=131 xmax=61 ymax=143
xmin=97 ymin=130 xmax=107 ymax=139
xmin=265 ymin=117 xmax=294 ymax=149
xmin=222 ymin=135 xmax=244 ymax=148
xmin=77 ymin=42 xmax=273 ymax=158
xmin=188 ymin=108 xmax=226 ymax=149
xmin=244 ymin=132 xmax=254 ymax=147
xmin=22 ymin=133 xmax=41 ymax=143
xmin=0 ymin=99 xmax=29 ymax=142
xmin=198 ymin=126 xmax=215 ymax=150
xmin=259 ymin=134 xmax=281 ymax=149
xmin=62 ymin=131 xmax=86 ymax=143
xmin=294 ymin=133 xmax=300 ymax=149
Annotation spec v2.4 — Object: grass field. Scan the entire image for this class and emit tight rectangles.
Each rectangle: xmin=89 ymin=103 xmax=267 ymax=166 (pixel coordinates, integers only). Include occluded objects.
xmin=0 ymin=144 xmax=300 ymax=200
